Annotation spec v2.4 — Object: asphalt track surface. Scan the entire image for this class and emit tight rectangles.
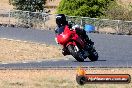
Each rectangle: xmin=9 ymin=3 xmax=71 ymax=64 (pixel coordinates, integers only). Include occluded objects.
xmin=0 ymin=27 xmax=132 ymax=69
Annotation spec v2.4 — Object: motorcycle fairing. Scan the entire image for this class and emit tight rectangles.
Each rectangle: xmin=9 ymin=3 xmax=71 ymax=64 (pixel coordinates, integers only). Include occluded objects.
xmin=56 ymin=25 xmax=85 ymax=48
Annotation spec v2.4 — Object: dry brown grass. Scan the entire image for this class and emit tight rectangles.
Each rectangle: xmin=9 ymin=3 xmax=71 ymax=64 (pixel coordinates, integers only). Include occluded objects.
xmin=0 ymin=39 xmax=63 ymax=62
xmin=116 ymin=0 xmax=132 ymax=10
xmin=117 ymin=0 xmax=132 ymax=5
xmin=0 ymin=69 xmax=131 ymax=88
xmin=0 ymin=0 xmax=13 ymax=10
xmin=46 ymin=0 xmax=61 ymax=6
xmin=98 ymin=27 xmax=117 ymax=34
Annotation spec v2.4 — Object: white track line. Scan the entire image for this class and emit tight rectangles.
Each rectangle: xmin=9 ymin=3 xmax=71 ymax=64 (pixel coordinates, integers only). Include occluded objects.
xmin=22 ymin=61 xmax=28 ymax=63
xmin=0 ymin=38 xmax=48 ymax=46
xmin=1 ymin=62 xmax=8 ymax=64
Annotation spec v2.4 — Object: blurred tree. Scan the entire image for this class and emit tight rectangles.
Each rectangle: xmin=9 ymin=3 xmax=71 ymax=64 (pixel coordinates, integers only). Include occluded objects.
xmin=57 ymin=0 xmax=114 ymax=18
xmin=104 ymin=2 xmax=132 ymax=21
xmin=11 ymin=0 xmax=46 ymax=12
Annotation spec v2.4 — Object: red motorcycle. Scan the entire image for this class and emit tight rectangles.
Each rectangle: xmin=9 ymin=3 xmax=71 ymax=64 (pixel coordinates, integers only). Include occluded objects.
xmin=55 ymin=25 xmax=98 ymax=62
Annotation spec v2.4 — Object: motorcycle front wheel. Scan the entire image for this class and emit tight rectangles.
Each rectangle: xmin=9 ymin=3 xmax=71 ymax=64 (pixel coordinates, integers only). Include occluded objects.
xmin=67 ymin=45 xmax=84 ymax=62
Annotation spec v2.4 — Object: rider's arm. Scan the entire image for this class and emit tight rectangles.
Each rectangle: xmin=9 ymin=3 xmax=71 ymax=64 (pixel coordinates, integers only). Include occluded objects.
xmin=55 ymin=26 xmax=65 ymax=35
xmin=55 ymin=27 xmax=59 ymax=35
xmin=54 ymin=27 xmax=59 ymax=44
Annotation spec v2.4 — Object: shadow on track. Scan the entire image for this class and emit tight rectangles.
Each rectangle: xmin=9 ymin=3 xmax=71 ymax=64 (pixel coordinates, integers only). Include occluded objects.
xmin=73 ymin=60 xmax=106 ymax=62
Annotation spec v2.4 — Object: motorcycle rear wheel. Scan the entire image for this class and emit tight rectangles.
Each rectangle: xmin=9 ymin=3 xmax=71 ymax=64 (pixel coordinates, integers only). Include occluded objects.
xmin=88 ymin=49 xmax=98 ymax=61
xmin=67 ymin=45 xmax=84 ymax=62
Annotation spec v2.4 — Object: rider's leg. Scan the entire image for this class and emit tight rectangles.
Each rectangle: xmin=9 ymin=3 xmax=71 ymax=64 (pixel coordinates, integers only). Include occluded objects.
xmin=76 ymin=29 xmax=94 ymax=45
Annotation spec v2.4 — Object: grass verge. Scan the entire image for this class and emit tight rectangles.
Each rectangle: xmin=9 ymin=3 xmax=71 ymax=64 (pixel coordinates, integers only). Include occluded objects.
xmin=0 ymin=69 xmax=132 ymax=88
xmin=0 ymin=39 xmax=63 ymax=62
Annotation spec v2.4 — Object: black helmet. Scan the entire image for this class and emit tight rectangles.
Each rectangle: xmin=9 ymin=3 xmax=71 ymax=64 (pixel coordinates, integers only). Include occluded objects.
xmin=56 ymin=14 xmax=67 ymax=27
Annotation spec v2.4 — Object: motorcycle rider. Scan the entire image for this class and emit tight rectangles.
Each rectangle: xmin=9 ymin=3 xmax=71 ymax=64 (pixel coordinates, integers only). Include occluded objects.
xmin=55 ymin=14 xmax=94 ymax=56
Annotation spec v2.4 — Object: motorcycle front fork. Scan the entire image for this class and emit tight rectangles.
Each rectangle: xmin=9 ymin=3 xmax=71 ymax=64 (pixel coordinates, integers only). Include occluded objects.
xmin=74 ymin=45 xmax=79 ymax=52
xmin=63 ymin=45 xmax=89 ymax=59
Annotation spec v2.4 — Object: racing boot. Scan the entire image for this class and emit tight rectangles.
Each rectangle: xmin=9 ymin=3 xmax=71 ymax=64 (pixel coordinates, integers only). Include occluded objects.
xmin=86 ymin=38 xmax=94 ymax=45
xmin=84 ymin=34 xmax=94 ymax=45
xmin=85 ymin=38 xmax=94 ymax=50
